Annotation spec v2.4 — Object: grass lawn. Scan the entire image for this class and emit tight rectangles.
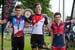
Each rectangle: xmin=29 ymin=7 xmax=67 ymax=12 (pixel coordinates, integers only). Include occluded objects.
xmin=0 ymin=34 xmax=74 ymax=50
xmin=0 ymin=34 xmax=52 ymax=50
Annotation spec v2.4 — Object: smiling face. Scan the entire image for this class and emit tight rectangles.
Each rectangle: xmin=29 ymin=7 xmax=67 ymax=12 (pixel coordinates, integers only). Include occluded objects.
xmin=54 ymin=15 xmax=61 ymax=22
xmin=34 ymin=3 xmax=42 ymax=14
xmin=15 ymin=5 xmax=23 ymax=18
xmin=35 ymin=4 xmax=42 ymax=13
xmin=54 ymin=12 xmax=61 ymax=23
xmin=15 ymin=9 xmax=23 ymax=17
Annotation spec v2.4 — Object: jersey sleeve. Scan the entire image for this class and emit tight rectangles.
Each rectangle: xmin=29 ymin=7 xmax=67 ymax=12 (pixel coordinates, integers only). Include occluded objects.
xmin=28 ymin=15 xmax=32 ymax=21
xmin=51 ymin=23 xmax=53 ymax=30
xmin=8 ymin=16 xmax=13 ymax=22
xmin=23 ymin=16 xmax=32 ymax=23
xmin=43 ymin=15 xmax=48 ymax=25
xmin=23 ymin=16 xmax=28 ymax=21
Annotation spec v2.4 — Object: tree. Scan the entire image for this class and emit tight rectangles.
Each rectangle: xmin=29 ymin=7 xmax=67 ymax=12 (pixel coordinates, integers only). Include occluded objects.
xmin=19 ymin=0 xmax=53 ymax=17
xmin=0 ymin=0 xmax=2 ymax=7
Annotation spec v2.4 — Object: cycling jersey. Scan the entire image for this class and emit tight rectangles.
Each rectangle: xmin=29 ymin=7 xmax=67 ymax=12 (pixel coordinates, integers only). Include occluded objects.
xmin=51 ymin=21 xmax=65 ymax=47
xmin=29 ymin=14 xmax=48 ymax=35
xmin=8 ymin=16 xmax=27 ymax=37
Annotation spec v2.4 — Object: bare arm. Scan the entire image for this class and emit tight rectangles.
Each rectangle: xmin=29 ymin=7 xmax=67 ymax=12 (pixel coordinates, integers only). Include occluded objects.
xmin=0 ymin=19 xmax=7 ymax=24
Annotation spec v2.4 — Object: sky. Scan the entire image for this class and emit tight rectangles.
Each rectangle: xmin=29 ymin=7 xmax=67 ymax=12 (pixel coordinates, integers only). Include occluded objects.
xmin=11 ymin=0 xmax=73 ymax=17
xmin=50 ymin=0 xmax=73 ymax=20
xmin=0 ymin=0 xmax=73 ymax=20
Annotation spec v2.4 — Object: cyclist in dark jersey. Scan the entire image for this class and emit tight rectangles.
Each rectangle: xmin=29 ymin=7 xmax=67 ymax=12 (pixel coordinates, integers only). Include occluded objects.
xmin=65 ymin=18 xmax=75 ymax=50
xmin=64 ymin=19 xmax=71 ymax=50
xmin=69 ymin=19 xmax=75 ymax=49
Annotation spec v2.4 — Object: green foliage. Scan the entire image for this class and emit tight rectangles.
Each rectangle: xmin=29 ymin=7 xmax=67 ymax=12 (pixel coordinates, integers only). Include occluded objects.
xmin=0 ymin=0 xmax=2 ymax=6
xmin=19 ymin=0 xmax=53 ymax=17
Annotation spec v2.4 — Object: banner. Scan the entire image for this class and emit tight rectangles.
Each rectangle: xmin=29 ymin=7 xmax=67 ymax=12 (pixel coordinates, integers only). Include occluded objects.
xmin=1 ymin=0 xmax=16 ymax=50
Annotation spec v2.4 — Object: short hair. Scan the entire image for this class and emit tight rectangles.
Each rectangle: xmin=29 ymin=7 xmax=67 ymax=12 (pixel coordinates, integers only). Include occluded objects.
xmin=34 ymin=3 xmax=41 ymax=8
xmin=54 ymin=12 xmax=61 ymax=17
xmin=15 ymin=5 xmax=23 ymax=10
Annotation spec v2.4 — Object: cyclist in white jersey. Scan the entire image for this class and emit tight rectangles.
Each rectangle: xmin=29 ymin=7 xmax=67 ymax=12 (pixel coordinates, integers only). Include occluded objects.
xmin=29 ymin=3 xmax=49 ymax=50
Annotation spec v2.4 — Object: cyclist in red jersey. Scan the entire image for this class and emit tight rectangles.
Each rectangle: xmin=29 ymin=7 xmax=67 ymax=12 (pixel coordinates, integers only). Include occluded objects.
xmin=50 ymin=12 xmax=75 ymax=50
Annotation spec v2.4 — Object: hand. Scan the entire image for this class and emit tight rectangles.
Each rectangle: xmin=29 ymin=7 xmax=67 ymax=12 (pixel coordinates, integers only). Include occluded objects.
xmin=3 ymin=19 xmax=7 ymax=23
xmin=0 ymin=19 xmax=3 ymax=24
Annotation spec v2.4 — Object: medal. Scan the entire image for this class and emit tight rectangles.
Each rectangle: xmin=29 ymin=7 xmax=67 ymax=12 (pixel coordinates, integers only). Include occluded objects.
xmin=57 ymin=34 xmax=60 ymax=36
